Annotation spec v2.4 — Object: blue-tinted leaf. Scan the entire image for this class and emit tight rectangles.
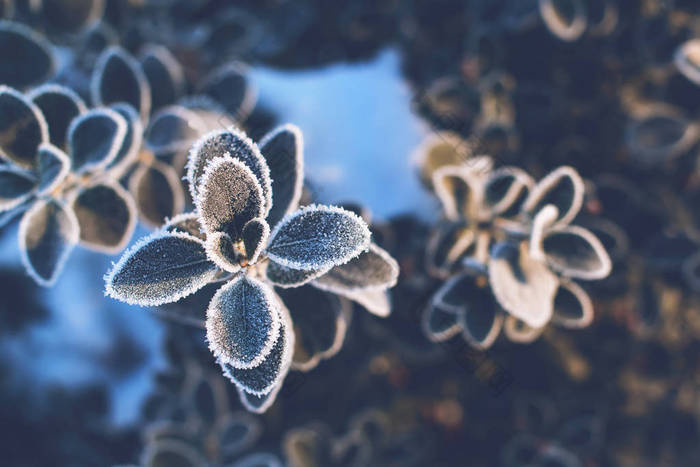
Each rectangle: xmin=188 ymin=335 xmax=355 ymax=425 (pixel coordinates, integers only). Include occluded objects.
xmin=0 ymin=21 xmax=55 ymax=88
xmin=67 ymin=107 xmax=127 ymax=173
xmin=36 ymin=143 xmax=69 ymax=197
xmin=0 ymin=164 xmax=35 ymax=211
xmin=425 ymin=222 xmax=475 ymax=279
xmin=231 ymin=452 xmax=283 ymax=467
xmin=39 ymin=0 xmax=105 ymax=33
xmin=196 ymin=155 xmax=265 ymax=238
xmin=538 ymin=225 xmax=612 ymax=280
xmin=205 ymin=231 xmax=242 ymax=273
xmin=145 ymin=106 xmax=207 ymax=155
xmin=552 ymin=280 xmax=593 ymax=329
xmin=162 ymin=212 xmax=205 ymax=240
xmin=217 ymin=412 xmax=263 ymax=458
xmin=503 ymin=315 xmax=545 ymax=343
xmin=71 ymin=181 xmax=136 ymax=253
xmin=221 ymin=305 xmax=294 ymax=395
xmin=259 ymin=124 xmax=304 ymax=228
xmin=105 ymin=231 xmax=219 ymax=306
xmin=276 ymin=285 xmax=347 ymax=372
xmin=187 ymin=127 xmax=272 ymax=213
xmin=28 ymin=84 xmax=86 ymax=149
xmin=242 ymin=217 xmax=269 ymax=264
xmin=675 ymin=39 xmax=700 ymax=86
xmin=266 ymin=260 xmax=330 ymax=288
xmin=489 ymin=240 xmax=559 ymax=328
xmin=457 ymin=296 xmax=503 ymax=350
xmin=539 ymin=0 xmax=587 ymax=42
xmin=0 ymin=199 xmax=31 ymax=229
xmin=139 ymin=44 xmax=184 ymax=111
xmin=312 ymin=243 xmax=398 ymax=293
xmin=421 ymin=304 xmax=462 ymax=343
xmin=198 ymin=62 xmax=256 ymax=122
xmin=19 ymin=198 xmax=79 ymax=286
xmin=107 ymin=102 xmax=143 ymax=175
xmin=91 ymin=46 xmax=151 ymax=120
xmin=0 ymin=85 xmax=48 ymax=168
xmin=626 ymin=111 xmax=699 ymax=165
xmin=141 ymin=439 xmax=208 ymax=467
xmin=266 ymin=204 xmax=371 ymax=271
xmin=522 ymin=166 xmax=585 ymax=227
xmin=333 ymin=286 xmax=392 ymax=317
xmin=130 ymin=160 xmax=185 ymax=228
xmin=236 ymin=381 xmax=281 ymax=414
xmin=206 ymin=275 xmax=281 ymax=369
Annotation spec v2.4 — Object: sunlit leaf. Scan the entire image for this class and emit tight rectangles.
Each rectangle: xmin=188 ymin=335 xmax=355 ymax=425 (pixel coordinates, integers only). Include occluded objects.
xmin=71 ymin=181 xmax=136 ymax=253
xmin=106 ymin=102 xmax=143 ymax=175
xmin=206 ymin=275 xmax=281 ymax=369
xmin=198 ymin=62 xmax=256 ymax=122
xmin=0 ymin=164 xmax=35 ymax=211
xmin=551 ymin=279 xmax=594 ymax=329
xmin=105 ymin=231 xmax=218 ymax=306
xmin=267 ymin=204 xmax=371 ymax=271
xmin=259 ymin=123 xmax=304 ymax=228
xmin=28 ymin=84 xmax=86 ymax=149
xmin=0 ymin=85 xmax=48 ymax=168
xmin=242 ymin=217 xmax=269 ymax=264
xmin=67 ymin=107 xmax=127 ymax=174
xmin=19 ymin=198 xmax=79 ymax=286
xmin=522 ymin=166 xmax=584 ymax=228
xmin=130 ymin=160 xmax=185 ymax=228
xmin=91 ymin=46 xmax=151 ymax=120
xmin=36 ymin=143 xmax=70 ymax=197
xmin=139 ymin=44 xmax=185 ymax=111
xmin=312 ymin=243 xmax=398 ymax=294
xmin=0 ymin=21 xmax=55 ymax=88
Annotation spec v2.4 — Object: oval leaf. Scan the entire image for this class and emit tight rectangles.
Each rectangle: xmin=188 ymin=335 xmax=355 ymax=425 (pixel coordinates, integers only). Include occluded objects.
xmin=266 ymin=260 xmax=330 ymax=289
xmin=206 ymin=275 xmax=281 ymax=369
xmin=242 ymin=217 xmax=269 ymax=264
xmin=130 ymin=160 xmax=185 ymax=228
xmin=67 ymin=107 xmax=127 ymax=174
xmin=236 ymin=382 xmax=281 ymax=414
xmin=205 ymin=231 xmax=242 ymax=273
xmin=0 ymin=85 xmax=48 ymax=168
xmin=422 ymin=304 xmax=462 ymax=343
xmin=539 ymin=0 xmax=587 ymax=42
xmin=538 ymin=225 xmax=612 ymax=280
xmin=107 ymin=102 xmax=143 ymax=175
xmin=432 ymin=165 xmax=483 ymax=221
xmin=91 ymin=46 xmax=151 ymax=120
xmin=146 ymin=105 xmax=207 ymax=154
xmin=552 ymin=280 xmax=594 ymax=329
xmin=162 ymin=212 xmax=205 ymax=240
xmin=0 ymin=165 xmax=35 ymax=211
xmin=28 ymin=84 xmax=86 ymax=149
xmin=139 ymin=44 xmax=184 ymax=111
xmin=522 ymin=166 xmax=584 ymax=228
xmin=312 ymin=243 xmax=398 ymax=293
xmin=36 ymin=143 xmax=70 ymax=197
xmin=484 ymin=166 xmax=534 ymax=217
xmin=0 ymin=21 xmax=55 ymax=88
xmin=266 ymin=204 xmax=371 ymax=271
xmin=198 ymin=62 xmax=256 ymax=122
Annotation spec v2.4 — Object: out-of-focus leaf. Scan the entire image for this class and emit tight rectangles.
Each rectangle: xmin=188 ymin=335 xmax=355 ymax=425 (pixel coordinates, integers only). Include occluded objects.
xmin=626 ymin=111 xmax=699 ymax=165
xmin=195 ymin=154 xmax=265 ymax=238
xmin=91 ymin=46 xmax=151 ymax=120
xmin=141 ymin=439 xmax=208 ymax=467
xmin=266 ymin=204 xmax=371 ymax=271
xmin=217 ymin=412 xmax=263 ymax=458
xmin=139 ymin=44 xmax=184 ymax=111
xmin=146 ymin=106 xmax=207 ymax=154
xmin=522 ymin=166 xmax=584 ymax=228
xmin=198 ymin=62 xmax=256 ymax=121
xmin=39 ymin=0 xmax=105 ymax=33
xmin=539 ymin=0 xmax=587 ymax=42
xmin=187 ymin=127 xmax=271 ymax=212
xmin=675 ymin=39 xmax=700 ymax=86
xmin=0 ymin=164 xmax=35 ymax=211
xmin=71 ymin=181 xmax=136 ymax=253
xmin=312 ymin=243 xmax=398 ymax=293
xmin=414 ymin=131 xmax=472 ymax=189
xmin=67 ymin=107 xmax=127 ymax=173
xmin=161 ymin=212 xmax=205 ymax=240
xmin=425 ymin=221 xmax=475 ymax=279
xmin=0 ymin=85 xmax=48 ymax=168
xmin=130 ymin=160 xmax=185 ymax=228
xmin=36 ymin=143 xmax=69 ymax=197
xmin=551 ymin=280 xmax=594 ymax=329
xmin=333 ymin=287 xmax=391 ymax=317
xmin=107 ymin=102 xmax=143 ymax=175
xmin=19 ymin=198 xmax=79 ymax=286
xmin=259 ymin=123 xmax=304 ymax=228
xmin=0 ymin=21 xmax=55 ymax=88
xmin=105 ymin=231 xmax=218 ymax=306
xmin=432 ymin=164 xmax=483 ymax=221
xmin=28 ymin=84 xmax=86 ymax=149
xmin=483 ymin=166 xmax=533 ymax=217
xmin=230 ymin=452 xmax=284 ymax=467
xmin=503 ymin=315 xmax=545 ymax=343
xmin=206 ymin=275 xmax=281 ymax=369
xmin=537 ymin=225 xmax=612 ymax=280
xmin=489 ymin=240 xmax=559 ymax=328
xmin=242 ymin=217 xmax=269 ymax=264
xmin=422 ymin=304 xmax=461 ymax=343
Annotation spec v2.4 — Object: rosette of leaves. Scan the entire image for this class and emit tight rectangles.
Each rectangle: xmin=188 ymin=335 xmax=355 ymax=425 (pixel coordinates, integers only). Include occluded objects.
xmin=0 ymin=85 xmax=138 ymax=285
xmin=105 ymin=124 xmax=399 ymax=412
xmin=422 ymin=159 xmax=612 ymax=348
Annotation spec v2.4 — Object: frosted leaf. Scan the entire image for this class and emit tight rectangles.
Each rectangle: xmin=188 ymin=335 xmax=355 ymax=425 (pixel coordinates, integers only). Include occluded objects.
xmin=414 ymin=131 xmax=472 ymax=189
xmin=236 ymin=381 xmax=281 ymax=414
xmin=198 ymin=62 xmax=256 ymax=122
xmin=425 ymin=222 xmax=475 ymax=279
xmin=266 ymin=204 xmax=371 ymax=271
xmin=312 ymin=243 xmax=398 ymax=293
xmin=145 ymin=106 xmax=207 ymax=154
xmin=162 ymin=212 xmax=205 ymax=240
xmin=551 ymin=280 xmax=593 ymax=329
xmin=0 ymin=165 xmax=35 ymax=212
xmin=195 ymin=155 xmax=265 ymax=238
xmin=504 ymin=315 xmax=545 ymax=343
xmin=522 ymin=166 xmax=584 ymax=228
xmin=421 ymin=304 xmax=462 ymax=343
xmin=39 ymin=0 xmax=105 ymax=33
xmin=71 ymin=181 xmax=136 ymax=253
xmin=205 ymin=231 xmax=242 ymax=273
xmin=187 ymin=127 xmax=272 ymax=213
xmin=266 ymin=260 xmax=330 ymax=288
xmin=36 ymin=143 xmax=70 ymax=197
xmin=19 ymin=198 xmax=79 ymax=286
xmin=139 ymin=44 xmax=185 ymax=111
xmin=331 ymin=287 xmax=391 ymax=317
xmin=141 ymin=439 xmax=208 ymax=467
xmin=483 ymin=167 xmax=534 ymax=217
xmin=91 ymin=46 xmax=151 ymax=120
xmin=259 ymin=124 xmax=304 ymax=228
xmin=106 ymin=103 xmax=143 ymax=175
xmin=0 ymin=85 xmax=48 ymax=168
xmin=626 ymin=112 xmax=699 ymax=165
xmin=0 ymin=21 xmax=55 ymax=88
xmin=675 ymin=39 xmax=700 ymax=86
xmin=130 ymin=160 xmax=185 ymax=228
xmin=242 ymin=218 xmax=269 ymax=264
xmin=276 ymin=285 xmax=347 ymax=371
xmin=105 ymin=231 xmax=218 ymax=306
xmin=489 ymin=240 xmax=559 ymax=328
xmin=536 ymin=225 xmax=612 ymax=280
xmin=539 ymin=0 xmax=587 ymax=42
xmin=28 ymin=84 xmax=86 ymax=149
xmin=67 ymin=107 xmax=127 ymax=174
xmin=230 ymin=452 xmax=283 ymax=467
xmin=221 ymin=305 xmax=294 ymax=395
xmin=432 ymin=165 xmax=483 ymax=221
xmin=205 ymin=275 xmax=281 ymax=369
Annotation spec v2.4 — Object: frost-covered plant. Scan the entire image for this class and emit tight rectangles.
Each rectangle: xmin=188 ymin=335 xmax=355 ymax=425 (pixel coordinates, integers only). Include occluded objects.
xmin=105 ymin=124 xmax=399 ymax=412
xmin=421 ymin=156 xmax=612 ymax=348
